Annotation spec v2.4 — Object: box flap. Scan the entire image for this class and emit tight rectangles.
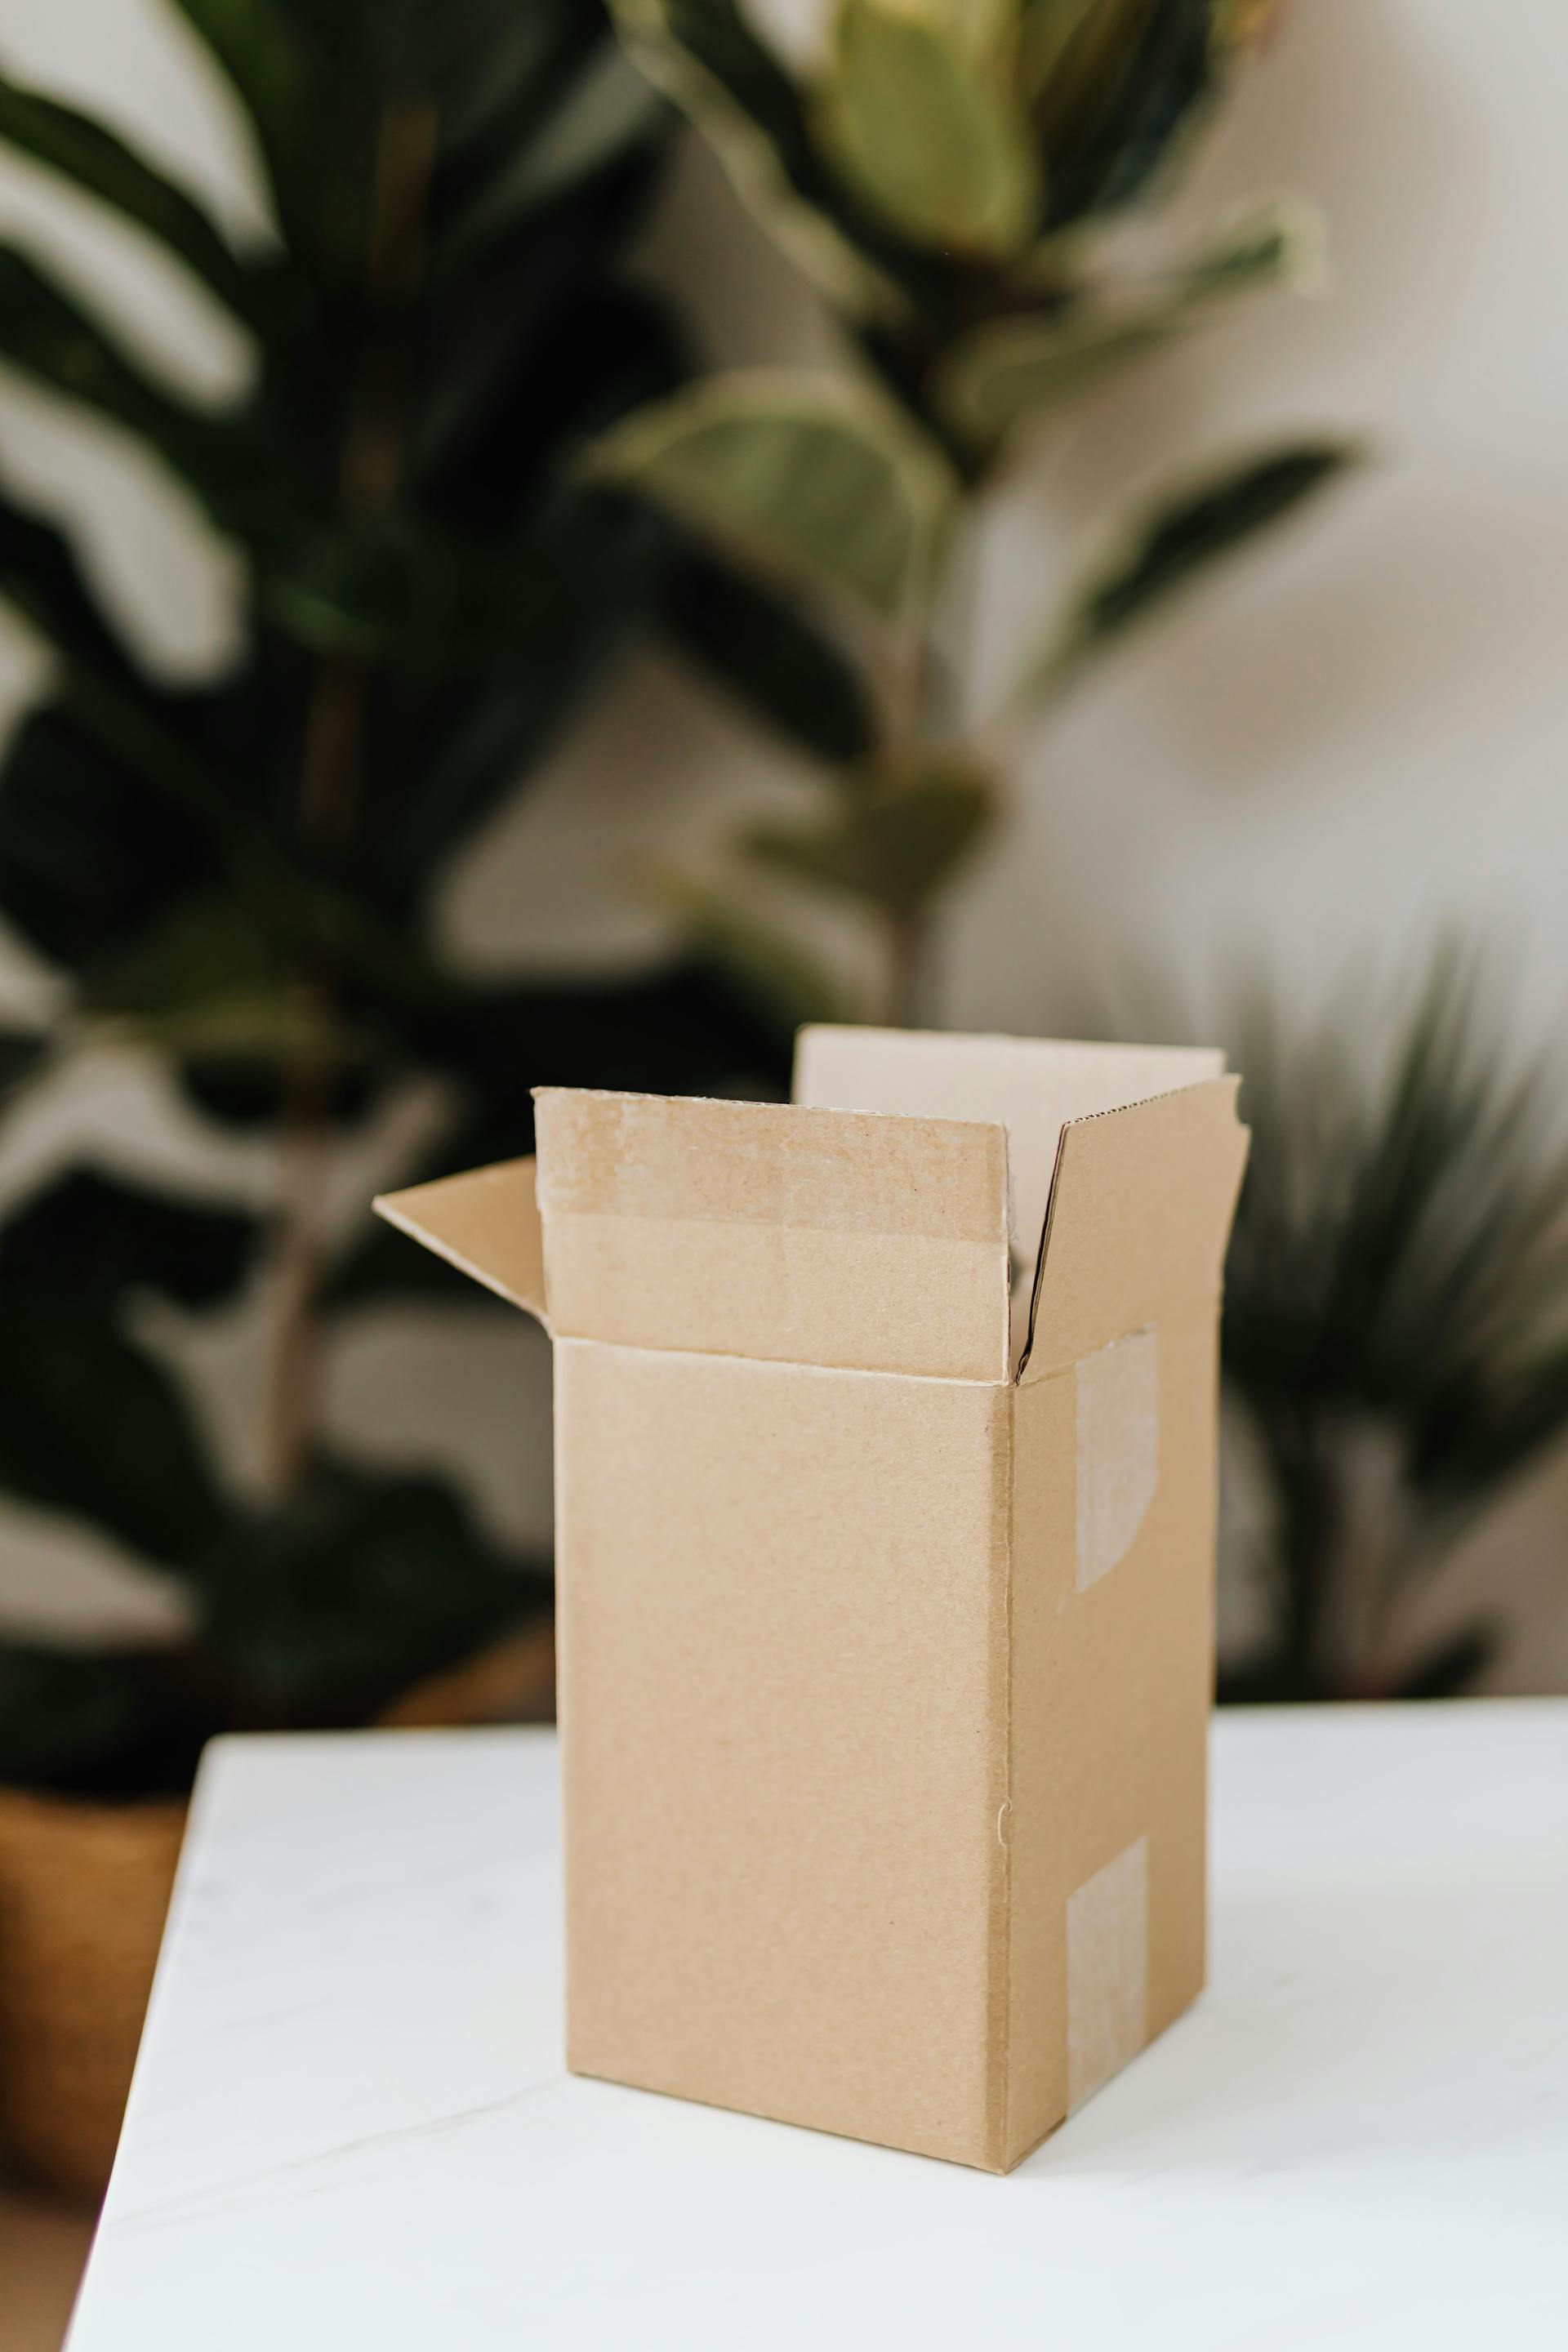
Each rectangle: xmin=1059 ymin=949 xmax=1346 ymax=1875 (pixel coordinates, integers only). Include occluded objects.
xmin=1017 ymin=1078 xmax=1249 ymax=1383
xmin=372 ymin=1157 xmax=548 ymax=1325
xmin=796 ymin=1026 xmax=1225 ymax=1369
xmin=795 ymin=1025 xmax=1223 ymax=1267
xmin=533 ymin=1089 xmax=1011 ymax=1380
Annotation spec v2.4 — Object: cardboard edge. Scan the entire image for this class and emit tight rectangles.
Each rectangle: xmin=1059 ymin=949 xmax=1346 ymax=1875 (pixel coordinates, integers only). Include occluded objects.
xmin=372 ymin=1158 xmax=549 ymax=1325
xmin=1013 ymin=1076 xmax=1245 ymax=1383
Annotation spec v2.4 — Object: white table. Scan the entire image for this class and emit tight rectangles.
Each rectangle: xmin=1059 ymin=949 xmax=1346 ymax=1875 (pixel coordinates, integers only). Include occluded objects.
xmin=69 ymin=1706 xmax=1568 ymax=2351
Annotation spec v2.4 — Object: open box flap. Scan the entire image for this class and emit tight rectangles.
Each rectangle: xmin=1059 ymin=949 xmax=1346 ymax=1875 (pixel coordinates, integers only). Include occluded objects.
xmin=795 ymin=1026 xmax=1226 ymax=1371
xmin=1017 ymin=1078 xmax=1249 ymax=1383
xmin=795 ymin=1026 xmax=1223 ymax=1270
xmin=533 ymin=1087 xmax=1012 ymax=1381
xmin=372 ymin=1157 xmax=548 ymax=1325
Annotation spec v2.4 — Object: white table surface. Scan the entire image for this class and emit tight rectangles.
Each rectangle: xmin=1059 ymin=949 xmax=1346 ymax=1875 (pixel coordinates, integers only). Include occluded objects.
xmin=69 ymin=1705 xmax=1568 ymax=2351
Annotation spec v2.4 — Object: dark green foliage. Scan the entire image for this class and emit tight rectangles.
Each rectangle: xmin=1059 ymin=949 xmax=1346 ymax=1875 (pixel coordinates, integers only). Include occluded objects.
xmin=1038 ymin=0 xmax=1219 ymax=234
xmin=189 ymin=1460 xmax=547 ymax=1733
xmin=0 ymin=1172 xmax=255 ymax=1568
xmin=1219 ymin=949 xmax=1568 ymax=1700
xmin=604 ymin=1 xmax=1351 ymax=1022
xmin=1034 ymin=442 xmax=1364 ymax=697
xmin=0 ymin=0 xmax=791 ymax=1799
xmin=742 ymin=756 xmax=993 ymax=916
xmin=661 ymin=547 xmax=879 ymax=764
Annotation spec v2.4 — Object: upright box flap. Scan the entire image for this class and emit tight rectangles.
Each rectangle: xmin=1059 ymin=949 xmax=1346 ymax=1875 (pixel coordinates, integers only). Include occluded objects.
xmin=372 ymin=1157 xmax=548 ymax=1325
xmin=533 ymin=1088 xmax=1012 ymax=1380
xmin=1018 ymin=1078 xmax=1249 ymax=1382
xmin=795 ymin=1025 xmax=1223 ymax=1277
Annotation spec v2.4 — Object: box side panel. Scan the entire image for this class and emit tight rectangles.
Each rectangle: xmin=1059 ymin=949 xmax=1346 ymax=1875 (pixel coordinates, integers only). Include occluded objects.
xmin=555 ymin=1342 xmax=1012 ymax=2168
xmin=1003 ymin=1317 xmax=1219 ymax=2167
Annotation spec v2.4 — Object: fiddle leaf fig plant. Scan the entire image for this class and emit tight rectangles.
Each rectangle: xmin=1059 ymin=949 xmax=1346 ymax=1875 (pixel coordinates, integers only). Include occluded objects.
xmin=598 ymin=0 xmax=1360 ymax=1019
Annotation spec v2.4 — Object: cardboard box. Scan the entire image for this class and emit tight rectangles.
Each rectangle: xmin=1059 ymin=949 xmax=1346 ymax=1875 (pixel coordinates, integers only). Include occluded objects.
xmin=375 ymin=1027 xmax=1248 ymax=2172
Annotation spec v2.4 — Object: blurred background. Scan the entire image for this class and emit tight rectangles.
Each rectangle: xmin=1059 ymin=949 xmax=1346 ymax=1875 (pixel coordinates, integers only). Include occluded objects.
xmin=2 ymin=0 xmax=1567 ymax=2328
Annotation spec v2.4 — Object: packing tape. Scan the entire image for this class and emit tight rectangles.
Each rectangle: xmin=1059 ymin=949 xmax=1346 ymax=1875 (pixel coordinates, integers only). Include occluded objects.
xmin=1066 ymin=1833 xmax=1150 ymax=2113
xmin=1074 ymin=1328 xmax=1159 ymax=1591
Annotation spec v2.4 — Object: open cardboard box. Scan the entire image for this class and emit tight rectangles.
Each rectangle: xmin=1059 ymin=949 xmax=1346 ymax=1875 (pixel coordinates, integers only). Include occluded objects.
xmin=376 ymin=1026 xmax=1248 ymax=2172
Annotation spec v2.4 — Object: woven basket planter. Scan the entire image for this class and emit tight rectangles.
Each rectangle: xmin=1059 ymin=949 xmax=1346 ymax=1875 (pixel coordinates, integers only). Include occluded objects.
xmin=0 ymin=1617 xmax=557 ymax=2206
xmin=0 ymin=1787 xmax=185 ymax=2203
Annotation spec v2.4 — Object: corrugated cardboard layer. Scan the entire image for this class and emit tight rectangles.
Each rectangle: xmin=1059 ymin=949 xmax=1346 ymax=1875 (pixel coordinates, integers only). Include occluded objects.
xmin=534 ymin=1088 xmax=1012 ymax=1380
xmin=556 ymin=1341 xmax=1014 ymax=2168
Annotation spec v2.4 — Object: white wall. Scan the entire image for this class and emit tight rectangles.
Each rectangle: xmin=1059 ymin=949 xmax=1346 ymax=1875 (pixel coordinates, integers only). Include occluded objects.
xmin=2 ymin=0 xmax=1568 ymax=1684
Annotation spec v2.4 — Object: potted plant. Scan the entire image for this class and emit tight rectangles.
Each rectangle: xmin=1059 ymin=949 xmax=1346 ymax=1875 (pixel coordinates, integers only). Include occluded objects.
xmin=586 ymin=0 xmax=1362 ymax=1022
xmin=1218 ymin=947 xmax=1568 ymax=1700
xmin=0 ymin=0 xmax=787 ymax=2199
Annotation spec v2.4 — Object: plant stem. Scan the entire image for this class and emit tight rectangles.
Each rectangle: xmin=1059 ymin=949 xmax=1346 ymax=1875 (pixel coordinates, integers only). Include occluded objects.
xmin=264 ymin=979 xmax=332 ymax=1491
xmin=882 ymin=614 xmax=938 ymax=1029
xmin=887 ymin=906 xmax=929 ymax=1029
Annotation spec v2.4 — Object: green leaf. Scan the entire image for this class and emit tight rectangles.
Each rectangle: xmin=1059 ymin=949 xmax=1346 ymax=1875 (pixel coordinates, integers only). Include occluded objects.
xmin=0 ymin=1169 xmax=258 ymax=1566
xmin=1029 ymin=0 xmax=1221 ymax=233
xmin=81 ymin=896 xmax=376 ymax=1071
xmin=0 ymin=472 xmax=140 ymax=678
xmin=0 ymin=643 xmax=297 ymax=970
xmin=936 ymin=199 xmax=1321 ymax=447
xmin=815 ymin=0 xmax=1042 ymax=259
xmin=1 ymin=1166 xmax=259 ymax=1311
xmin=0 ymin=73 xmax=259 ymax=324
xmin=189 ymin=1459 xmax=546 ymax=1729
xmin=904 ymin=0 xmax=1018 ymax=68
xmin=436 ymin=41 xmax=667 ymax=262
xmin=0 ymin=696 xmax=229 ymax=970
xmin=1018 ymin=438 xmax=1364 ymax=705
xmin=0 ymin=245 xmax=259 ymax=529
xmin=586 ymin=368 xmax=960 ymax=622
xmin=742 ymin=753 xmax=996 ymax=915
xmin=162 ymin=0 xmax=314 ymax=238
xmin=609 ymin=0 xmax=915 ymax=314
xmin=661 ymin=546 xmax=878 ymax=763
xmin=1019 ymin=0 xmax=1116 ymax=101
xmin=653 ymin=872 xmax=848 ymax=1034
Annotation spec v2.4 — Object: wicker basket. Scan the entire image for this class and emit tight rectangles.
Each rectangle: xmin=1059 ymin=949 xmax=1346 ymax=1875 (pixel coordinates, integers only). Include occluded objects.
xmin=0 ymin=1787 xmax=185 ymax=2203
xmin=0 ymin=1618 xmax=558 ymax=2205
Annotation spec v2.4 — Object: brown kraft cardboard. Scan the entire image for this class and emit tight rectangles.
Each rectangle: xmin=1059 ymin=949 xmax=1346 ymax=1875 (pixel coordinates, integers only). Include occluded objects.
xmin=375 ymin=1026 xmax=1248 ymax=2171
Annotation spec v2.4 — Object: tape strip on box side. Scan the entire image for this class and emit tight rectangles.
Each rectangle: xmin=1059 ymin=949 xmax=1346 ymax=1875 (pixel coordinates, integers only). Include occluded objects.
xmin=1066 ymin=1836 xmax=1150 ymax=2113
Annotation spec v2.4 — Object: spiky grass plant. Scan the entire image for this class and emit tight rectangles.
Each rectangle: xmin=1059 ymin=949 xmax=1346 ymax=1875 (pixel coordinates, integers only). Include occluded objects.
xmin=1221 ymin=949 xmax=1568 ymax=1700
